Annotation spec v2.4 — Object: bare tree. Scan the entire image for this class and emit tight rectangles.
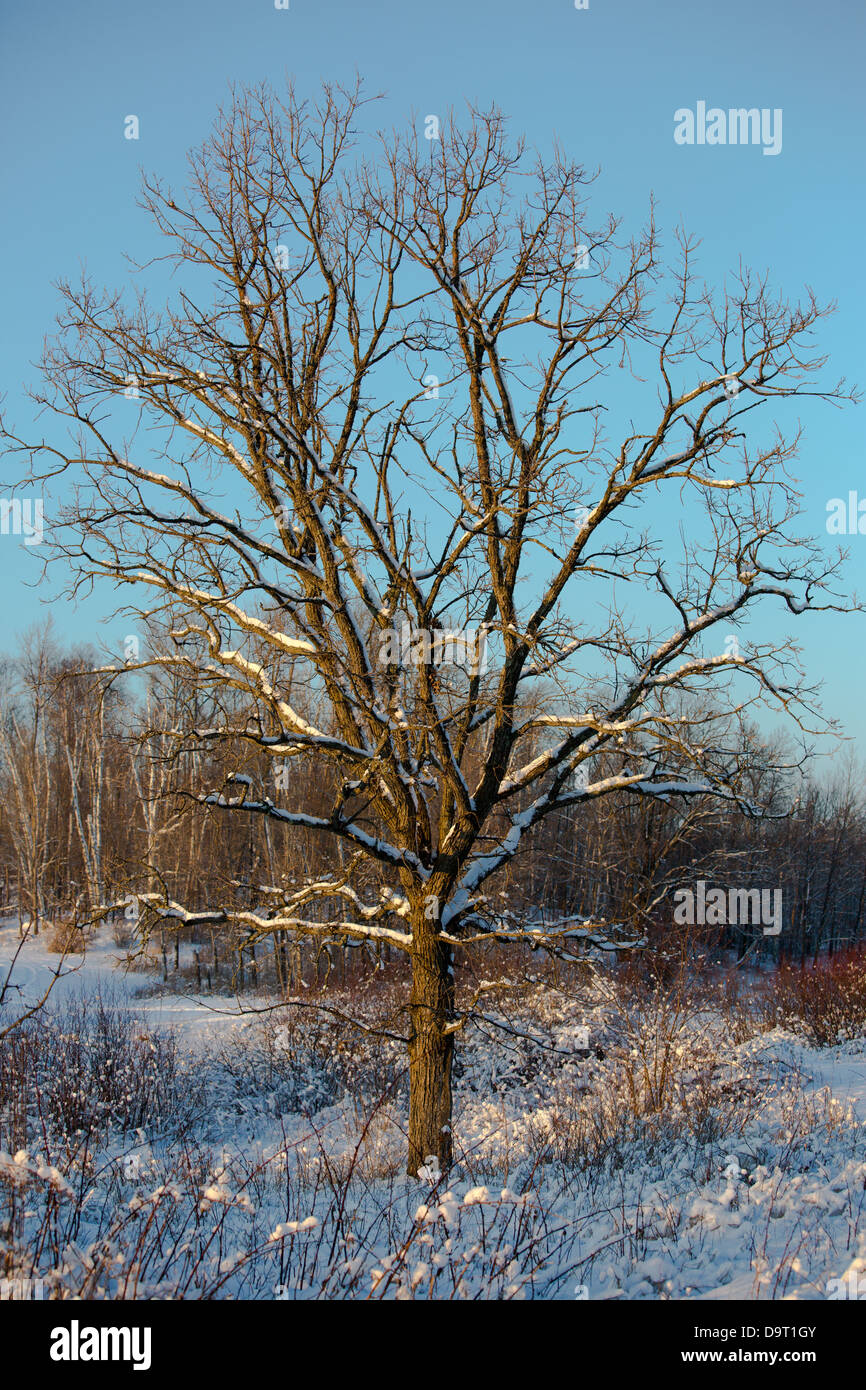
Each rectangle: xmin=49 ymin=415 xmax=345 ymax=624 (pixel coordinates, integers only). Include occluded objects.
xmin=63 ymin=683 xmax=106 ymax=913
xmin=0 ymin=629 xmax=58 ymax=935
xmin=6 ymin=82 xmax=856 ymax=1172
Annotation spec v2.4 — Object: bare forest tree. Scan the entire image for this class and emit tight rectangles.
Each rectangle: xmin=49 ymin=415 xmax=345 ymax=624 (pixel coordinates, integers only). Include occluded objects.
xmin=3 ymin=82 xmax=857 ymax=1172
xmin=0 ymin=631 xmax=57 ymax=934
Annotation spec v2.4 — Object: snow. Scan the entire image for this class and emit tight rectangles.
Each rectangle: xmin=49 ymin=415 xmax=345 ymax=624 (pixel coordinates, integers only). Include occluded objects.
xmin=3 ymin=919 xmax=866 ymax=1300
xmin=0 ymin=918 xmax=240 ymax=1037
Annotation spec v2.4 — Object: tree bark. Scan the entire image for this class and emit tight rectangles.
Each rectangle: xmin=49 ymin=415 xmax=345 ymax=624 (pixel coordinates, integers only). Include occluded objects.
xmin=407 ymin=915 xmax=455 ymax=1176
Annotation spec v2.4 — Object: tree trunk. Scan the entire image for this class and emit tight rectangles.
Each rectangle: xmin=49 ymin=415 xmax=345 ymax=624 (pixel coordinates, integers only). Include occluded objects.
xmin=407 ymin=916 xmax=455 ymax=1176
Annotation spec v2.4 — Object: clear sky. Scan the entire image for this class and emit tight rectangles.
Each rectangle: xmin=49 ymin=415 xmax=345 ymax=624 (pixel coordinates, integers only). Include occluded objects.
xmin=0 ymin=0 xmax=863 ymax=757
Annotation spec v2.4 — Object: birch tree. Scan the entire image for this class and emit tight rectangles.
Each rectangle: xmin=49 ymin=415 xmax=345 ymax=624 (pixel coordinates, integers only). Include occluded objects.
xmin=63 ymin=691 xmax=106 ymax=913
xmin=6 ymin=82 xmax=855 ymax=1172
xmin=0 ymin=633 xmax=57 ymax=934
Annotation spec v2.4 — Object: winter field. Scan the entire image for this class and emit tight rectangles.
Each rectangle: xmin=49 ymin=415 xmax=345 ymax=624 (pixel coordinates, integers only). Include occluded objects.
xmin=2 ymin=917 xmax=865 ymax=1302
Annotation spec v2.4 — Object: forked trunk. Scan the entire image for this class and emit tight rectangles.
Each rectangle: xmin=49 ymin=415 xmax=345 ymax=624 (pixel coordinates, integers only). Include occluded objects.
xmin=407 ymin=914 xmax=455 ymax=1176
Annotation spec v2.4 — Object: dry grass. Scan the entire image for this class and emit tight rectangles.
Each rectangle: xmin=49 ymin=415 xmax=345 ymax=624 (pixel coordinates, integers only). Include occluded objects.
xmin=44 ymin=919 xmax=88 ymax=955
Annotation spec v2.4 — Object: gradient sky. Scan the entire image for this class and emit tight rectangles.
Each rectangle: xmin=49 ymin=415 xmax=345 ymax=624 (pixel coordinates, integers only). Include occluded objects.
xmin=1 ymin=0 xmax=863 ymax=760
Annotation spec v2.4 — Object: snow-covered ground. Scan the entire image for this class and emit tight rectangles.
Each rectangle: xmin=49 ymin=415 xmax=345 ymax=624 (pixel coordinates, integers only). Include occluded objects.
xmin=0 ymin=918 xmax=242 ymax=1036
xmin=1 ymin=919 xmax=865 ymax=1300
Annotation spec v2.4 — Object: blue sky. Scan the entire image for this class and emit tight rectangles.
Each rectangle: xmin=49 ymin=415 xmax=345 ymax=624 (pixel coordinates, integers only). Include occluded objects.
xmin=0 ymin=0 xmax=863 ymax=757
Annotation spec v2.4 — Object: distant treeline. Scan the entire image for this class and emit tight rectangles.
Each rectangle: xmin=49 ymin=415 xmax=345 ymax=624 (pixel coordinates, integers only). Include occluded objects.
xmin=1 ymin=629 xmax=863 ymax=978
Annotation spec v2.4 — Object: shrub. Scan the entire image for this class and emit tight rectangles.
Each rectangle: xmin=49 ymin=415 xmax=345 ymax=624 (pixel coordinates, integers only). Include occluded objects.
xmin=764 ymin=948 xmax=866 ymax=1046
xmin=45 ymin=920 xmax=87 ymax=955
xmin=0 ymin=989 xmax=192 ymax=1155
